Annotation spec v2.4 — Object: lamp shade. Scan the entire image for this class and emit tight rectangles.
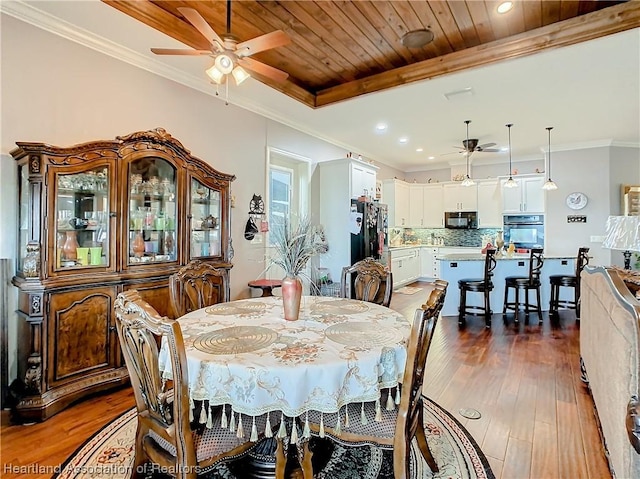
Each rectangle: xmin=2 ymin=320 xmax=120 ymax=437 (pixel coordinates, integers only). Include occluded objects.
xmin=603 ymin=215 xmax=640 ymax=269
xmin=603 ymin=216 xmax=640 ymax=251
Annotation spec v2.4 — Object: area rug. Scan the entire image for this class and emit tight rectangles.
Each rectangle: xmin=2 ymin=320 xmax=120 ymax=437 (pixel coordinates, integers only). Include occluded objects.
xmin=54 ymin=396 xmax=493 ymax=479
xmin=395 ymin=286 xmax=423 ymax=295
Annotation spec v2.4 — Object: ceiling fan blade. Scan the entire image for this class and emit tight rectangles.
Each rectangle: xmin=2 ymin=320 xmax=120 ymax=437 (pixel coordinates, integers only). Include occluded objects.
xmin=238 ymin=57 xmax=289 ymax=83
xmin=236 ymin=31 xmax=291 ymax=58
xmin=177 ymin=7 xmax=224 ymax=51
xmin=151 ymin=48 xmax=211 ymax=56
xmin=477 ymin=142 xmax=497 ymax=149
xmin=477 ymin=148 xmax=500 ymax=152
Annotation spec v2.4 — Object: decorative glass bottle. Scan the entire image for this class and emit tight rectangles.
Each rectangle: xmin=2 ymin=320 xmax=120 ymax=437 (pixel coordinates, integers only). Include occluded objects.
xmin=63 ymin=231 xmax=79 ymax=260
xmin=132 ymin=232 xmax=145 ymax=258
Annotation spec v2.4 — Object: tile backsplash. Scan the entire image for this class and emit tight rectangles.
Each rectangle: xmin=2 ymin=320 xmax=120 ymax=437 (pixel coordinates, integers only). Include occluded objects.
xmin=399 ymin=228 xmax=502 ymax=247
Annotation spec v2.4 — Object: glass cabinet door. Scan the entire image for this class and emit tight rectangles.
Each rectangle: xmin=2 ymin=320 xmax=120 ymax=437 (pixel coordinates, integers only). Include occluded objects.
xmin=55 ymin=167 xmax=109 ymax=269
xmin=190 ymin=178 xmax=221 ymax=259
xmin=127 ymin=157 xmax=177 ymax=264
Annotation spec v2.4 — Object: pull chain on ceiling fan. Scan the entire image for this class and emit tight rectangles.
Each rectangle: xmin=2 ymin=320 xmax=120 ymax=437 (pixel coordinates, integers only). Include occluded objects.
xmin=151 ymin=1 xmax=291 ymax=91
xmin=461 ymin=120 xmax=475 ymax=187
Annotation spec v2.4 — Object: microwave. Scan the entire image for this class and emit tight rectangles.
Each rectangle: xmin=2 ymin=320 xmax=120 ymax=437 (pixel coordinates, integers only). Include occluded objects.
xmin=444 ymin=211 xmax=478 ymax=229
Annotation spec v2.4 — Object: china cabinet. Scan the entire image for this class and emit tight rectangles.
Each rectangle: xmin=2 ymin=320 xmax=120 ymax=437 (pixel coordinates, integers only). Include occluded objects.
xmin=10 ymin=128 xmax=234 ymax=422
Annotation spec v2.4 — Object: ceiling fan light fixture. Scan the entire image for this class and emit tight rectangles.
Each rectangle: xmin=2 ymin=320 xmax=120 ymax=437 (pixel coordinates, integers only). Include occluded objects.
xmin=401 ymin=29 xmax=434 ymax=49
xmin=215 ymin=53 xmax=234 ymax=74
xmin=497 ymin=1 xmax=514 ymax=14
xmin=206 ymin=65 xmax=224 ymax=84
xmin=232 ymin=65 xmax=250 ymax=85
xmin=541 ymin=126 xmax=558 ymax=190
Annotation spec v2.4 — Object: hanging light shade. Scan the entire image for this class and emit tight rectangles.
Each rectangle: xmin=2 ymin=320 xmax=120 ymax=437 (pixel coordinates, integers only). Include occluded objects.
xmin=461 ymin=120 xmax=475 ymax=187
xmin=503 ymin=123 xmax=518 ymax=188
xmin=542 ymin=126 xmax=558 ymax=191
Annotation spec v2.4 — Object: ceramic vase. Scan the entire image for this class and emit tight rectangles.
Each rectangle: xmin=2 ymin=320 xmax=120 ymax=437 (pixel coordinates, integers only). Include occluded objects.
xmin=63 ymin=231 xmax=79 ymax=260
xmin=132 ymin=232 xmax=145 ymax=258
xmin=495 ymin=231 xmax=505 ymax=255
xmin=281 ymin=275 xmax=303 ymax=321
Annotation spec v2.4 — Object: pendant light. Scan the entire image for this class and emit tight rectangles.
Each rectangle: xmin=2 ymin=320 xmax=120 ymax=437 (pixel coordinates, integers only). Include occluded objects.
xmin=503 ymin=123 xmax=518 ymax=188
xmin=542 ymin=126 xmax=558 ymax=190
xmin=461 ymin=120 xmax=475 ymax=187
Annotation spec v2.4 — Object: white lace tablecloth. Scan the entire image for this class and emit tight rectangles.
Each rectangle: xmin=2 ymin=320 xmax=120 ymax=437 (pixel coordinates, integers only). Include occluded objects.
xmin=159 ymin=296 xmax=410 ymax=421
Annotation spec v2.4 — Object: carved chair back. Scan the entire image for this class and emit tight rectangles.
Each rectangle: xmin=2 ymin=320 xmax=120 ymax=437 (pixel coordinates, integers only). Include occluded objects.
xmin=394 ymin=282 xmax=448 ymax=477
xmin=169 ymin=260 xmax=229 ymax=318
xmin=483 ymin=248 xmax=498 ymax=286
xmin=340 ymin=257 xmax=393 ymax=307
xmin=528 ymin=248 xmax=545 ymax=285
xmin=576 ymin=247 xmax=591 ymax=281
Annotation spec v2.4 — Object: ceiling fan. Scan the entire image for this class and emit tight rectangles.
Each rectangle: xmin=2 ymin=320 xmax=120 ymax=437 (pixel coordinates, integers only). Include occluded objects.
xmin=151 ymin=1 xmax=291 ymax=85
xmin=443 ymin=120 xmax=500 ymax=157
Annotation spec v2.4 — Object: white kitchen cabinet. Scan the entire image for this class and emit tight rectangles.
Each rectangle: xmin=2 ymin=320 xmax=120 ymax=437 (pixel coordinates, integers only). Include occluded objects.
xmin=383 ymin=179 xmax=410 ymax=227
xmin=351 ymin=162 xmax=377 ymax=199
xmin=390 ymin=247 xmax=420 ymax=287
xmin=420 ymin=247 xmax=438 ymax=278
xmin=443 ymin=183 xmax=478 ymax=211
xmin=319 ymin=158 xmax=379 ymax=281
xmin=477 ymin=179 xmax=503 ymax=228
xmin=423 ymin=184 xmax=444 ymax=227
xmin=502 ymin=175 xmax=545 ymax=213
xmin=409 ymin=184 xmax=424 ymax=227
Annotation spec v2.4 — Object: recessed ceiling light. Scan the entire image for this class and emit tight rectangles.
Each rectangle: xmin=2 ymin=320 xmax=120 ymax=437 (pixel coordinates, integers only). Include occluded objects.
xmin=399 ymin=137 xmax=408 ymax=144
xmin=375 ymin=123 xmax=388 ymax=132
xmin=428 ymin=156 xmax=435 ymax=160
xmin=401 ymin=29 xmax=434 ymax=49
xmin=497 ymin=1 xmax=513 ymax=14
xmin=416 ymin=148 xmax=423 ymax=152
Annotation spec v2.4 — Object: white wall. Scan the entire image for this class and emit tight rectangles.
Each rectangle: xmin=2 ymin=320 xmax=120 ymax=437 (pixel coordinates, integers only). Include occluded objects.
xmin=0 ymin=15 xmax=358 ymax=381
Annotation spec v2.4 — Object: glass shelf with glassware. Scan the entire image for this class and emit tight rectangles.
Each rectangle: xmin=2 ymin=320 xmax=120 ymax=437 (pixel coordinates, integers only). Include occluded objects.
xmin=190 ymin=179 xmax=222 ymax=259
xmin=55 ymin=168 xmax=110 ymax=270
xmin=127 ymin=158 xmax=177 ymax=265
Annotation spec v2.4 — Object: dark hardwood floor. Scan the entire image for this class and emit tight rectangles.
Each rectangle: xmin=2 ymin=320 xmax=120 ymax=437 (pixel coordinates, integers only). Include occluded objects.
xmin=1 ymin=280 xmax=611 ymax=479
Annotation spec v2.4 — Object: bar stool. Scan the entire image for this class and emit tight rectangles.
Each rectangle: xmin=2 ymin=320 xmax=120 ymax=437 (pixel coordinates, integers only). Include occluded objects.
xmin=549 ymin=247 xmax=590 ymax=319
xmin=458 ymin=248 xmax=497 ymax=328
xmin=502 ymin=248 xmax=544 ymax=323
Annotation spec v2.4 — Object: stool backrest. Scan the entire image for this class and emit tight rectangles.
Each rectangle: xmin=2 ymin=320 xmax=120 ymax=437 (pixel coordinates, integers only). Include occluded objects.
xmin=576 ymin=247 xmax=590 ymax=277
xmin=484 ymin=248 xmax=497 ymax=285
xmin=529 ymin=248 xmax=545 ymax=284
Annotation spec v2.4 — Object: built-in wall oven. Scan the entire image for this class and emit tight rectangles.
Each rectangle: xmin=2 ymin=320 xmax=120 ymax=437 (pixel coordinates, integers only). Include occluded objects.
xmin=503 ymin=214 xmax=544 ymax=251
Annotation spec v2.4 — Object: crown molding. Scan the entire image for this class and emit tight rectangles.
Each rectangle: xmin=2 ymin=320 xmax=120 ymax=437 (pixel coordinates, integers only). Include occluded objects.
xmin=0 ymin=0 xmax=367 ymax=161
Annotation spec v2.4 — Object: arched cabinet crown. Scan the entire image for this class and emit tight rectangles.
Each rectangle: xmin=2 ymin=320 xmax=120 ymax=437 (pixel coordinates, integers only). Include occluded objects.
xmin=10 ymin=128 xmax=235 ymax=422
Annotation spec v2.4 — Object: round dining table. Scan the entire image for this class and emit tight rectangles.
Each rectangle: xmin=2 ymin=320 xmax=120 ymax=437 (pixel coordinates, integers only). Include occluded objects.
xmin=159 ymin=295 xmax=411 ymax=427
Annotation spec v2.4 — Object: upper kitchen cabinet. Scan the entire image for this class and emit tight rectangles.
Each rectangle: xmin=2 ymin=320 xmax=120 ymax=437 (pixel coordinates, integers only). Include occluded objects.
xmin=477 ymin=180 xmax=503 ymax=228
xmin=502 ymin=175 xmax=545 ymax=213
xmin=409 ymin=184 xmax=424 ymax=227
xmin=383 ymin=179 xmax=410 ymax=227
xmin=350 ymin=160 xmax=377 ymax=199
xmin=423 ymin=184 xmax=444 ymax=228
xmin=443 ymin=183 xmax=478 ymax=212
xmin=10 ymin=128 xmax=234 ymax=422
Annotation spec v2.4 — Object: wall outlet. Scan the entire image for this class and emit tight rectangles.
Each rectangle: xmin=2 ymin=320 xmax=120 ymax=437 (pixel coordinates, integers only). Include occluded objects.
xmin=590 ymin=235 xmax=605 ymax=243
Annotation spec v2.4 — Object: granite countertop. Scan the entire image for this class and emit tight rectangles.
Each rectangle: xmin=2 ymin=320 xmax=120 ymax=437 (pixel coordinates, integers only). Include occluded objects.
xmin=436 ymin=253 xmax=576 ymax=261
xmin=388 ymin=245 xmax=478 ymax=250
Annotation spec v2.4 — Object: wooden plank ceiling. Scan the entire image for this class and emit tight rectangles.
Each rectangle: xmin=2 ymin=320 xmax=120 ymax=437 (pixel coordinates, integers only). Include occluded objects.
xmin=103 ymin=1 xmax=640 ymax=108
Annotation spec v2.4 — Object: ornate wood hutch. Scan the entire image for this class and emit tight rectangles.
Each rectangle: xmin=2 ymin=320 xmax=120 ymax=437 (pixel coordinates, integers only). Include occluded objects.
xmin=11 ymin=128 xmax=235 ymax=422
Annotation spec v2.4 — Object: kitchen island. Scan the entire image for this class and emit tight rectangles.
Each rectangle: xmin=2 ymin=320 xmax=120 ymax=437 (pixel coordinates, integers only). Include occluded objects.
xmin=437 ymin=253 xmax=577 ymax=318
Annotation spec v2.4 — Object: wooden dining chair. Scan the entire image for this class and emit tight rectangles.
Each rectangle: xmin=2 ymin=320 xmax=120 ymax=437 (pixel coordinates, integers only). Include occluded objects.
xmin=169 ymin=260 xmax=230 ymax=318
xmin=340 ymin=257 xmax=393 ymax=307
xmin=114 ymin=290 xmax=282 ymax=479
xmin=305 ymin=283 xmax=448 ymax=478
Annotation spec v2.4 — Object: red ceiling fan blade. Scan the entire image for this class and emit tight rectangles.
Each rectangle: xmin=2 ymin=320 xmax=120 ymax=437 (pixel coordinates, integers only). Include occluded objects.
xmin=151 ymin=48 xmax=211 ymax=56
xmin=177 ymin=7 xmax=224 ymax=51
xmin=239 ymin=57 xmax=289 ymax=83
xmin=236 ymin=31 xmax=291 ymax=58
